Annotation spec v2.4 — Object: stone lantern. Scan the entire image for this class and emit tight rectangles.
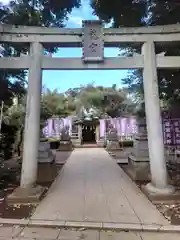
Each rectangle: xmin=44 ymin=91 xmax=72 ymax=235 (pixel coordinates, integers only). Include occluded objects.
xmin=128 ymin=102 xmax=150 ymax=181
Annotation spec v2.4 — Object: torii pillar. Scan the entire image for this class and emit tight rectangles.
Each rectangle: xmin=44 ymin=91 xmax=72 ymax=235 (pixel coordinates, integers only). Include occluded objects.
xmin=7 ymin=42 xmax=44 ymax=203
xmin=142 ymin=41 xmax=174 ymax=196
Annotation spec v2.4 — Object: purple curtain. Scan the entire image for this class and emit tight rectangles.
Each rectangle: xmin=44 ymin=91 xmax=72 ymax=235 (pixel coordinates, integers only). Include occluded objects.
xmin=117 ymin=118 xmax=122 ymax=136
xmin=43 ymin=119 xmax=53 ymax=138
xmin=43 ymin=117 xmax=72 ymax=138
xmin=64 ymin=117 xmax=72 ymax=135
xmin=42 ymin=116 xmax=180 ymax=146
xmin=102 ymin=117 xmax=138 ymax=137
xmin=43 ymin=116 xmax=138 ymax=139
xmin=99 ymin=119 xmax=105 ymax=137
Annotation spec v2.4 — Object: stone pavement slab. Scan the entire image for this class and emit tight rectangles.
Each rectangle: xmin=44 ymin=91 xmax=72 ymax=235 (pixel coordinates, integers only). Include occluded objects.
xmin=139 ymin=232 xmax=180 ymax=240
xmin=32 ymin=148 xmax=168 ymax=225
xmin=100 ymin=231 xmax=141 ymax=240
xmin=19 ymin=227 xmax=60 ymax=239
xmin=0 ymin=227 xmax=180 ymax=240
xmin=55 ymin=151 xmax=72 ymax=164
xmin=0 ymin=225 xmax=23 ymax=239
xmin=100 ymin=231 xmax=180 ymax=240
xmin=58 ymin=229 xmax=99 ymax=240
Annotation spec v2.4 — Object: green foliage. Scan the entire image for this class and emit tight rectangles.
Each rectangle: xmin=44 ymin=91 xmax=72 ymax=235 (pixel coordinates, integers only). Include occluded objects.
xmin=42 ymin=84 xmax=136 ymax=119
xmin=0 ymin=83 xmax=135 ymax=160
xmin=148 ymin=1 xmax=180 ymax=26
xmin=0 ymin=0 xmax=81 ymax=106
xmin=42 ymin=88 xmax=76 ymax=117
xmin=2 ymin=0 xmax=81 ymax=27
xmin=0 ymin=98 xmax=25 ymax=159
xmin=91 ymin=0 xmax=146 ymax=27
xmin=0 ymin=95 xmax=53 ymax=159
xmin=0 ymin=123 xmax=17 ymax=160
xmin=0 ymin=0 xmax=81 ymax=160
xmin=91 ymin=0 xmax=180 ymax=109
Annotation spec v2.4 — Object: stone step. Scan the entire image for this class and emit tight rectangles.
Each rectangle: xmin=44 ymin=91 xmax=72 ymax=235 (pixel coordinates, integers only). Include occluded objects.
xmin=75 ymin=144 xmax=100 ymax=148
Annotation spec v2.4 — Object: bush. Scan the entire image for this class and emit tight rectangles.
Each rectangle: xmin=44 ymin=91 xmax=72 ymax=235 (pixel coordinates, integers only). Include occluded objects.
xmin=0 ymin=123 xmax=17 ymax=160
xmin=119 ymin=140 xmax=133 ymax=148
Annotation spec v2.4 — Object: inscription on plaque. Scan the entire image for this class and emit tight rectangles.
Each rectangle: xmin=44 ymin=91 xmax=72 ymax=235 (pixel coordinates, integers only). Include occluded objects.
xmin=82 ymin=20 xmax=104 ymax=62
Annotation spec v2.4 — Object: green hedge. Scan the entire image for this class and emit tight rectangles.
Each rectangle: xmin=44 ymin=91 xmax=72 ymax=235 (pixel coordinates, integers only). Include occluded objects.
xmin=119 ymin=140 xmax=133 ymax=148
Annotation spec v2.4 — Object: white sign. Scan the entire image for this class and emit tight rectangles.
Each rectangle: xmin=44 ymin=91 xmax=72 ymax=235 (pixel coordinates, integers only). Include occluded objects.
xmin=82 ymin=20 xmax=104 ymax=62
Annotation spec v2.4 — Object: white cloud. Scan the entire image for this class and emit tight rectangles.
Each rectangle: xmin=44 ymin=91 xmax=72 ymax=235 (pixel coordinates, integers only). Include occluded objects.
xmin=66 ymin=0 xmax=99 ymax=27
xmin=0 ymin=0 xmax=11 ymax=4
xmin=68 ymin=16 xmax=84 ymax=26
xmin=82 ymin=0 xmax=91 ymax=16
xmin=105 ymin=19 xmax=113 ymax=28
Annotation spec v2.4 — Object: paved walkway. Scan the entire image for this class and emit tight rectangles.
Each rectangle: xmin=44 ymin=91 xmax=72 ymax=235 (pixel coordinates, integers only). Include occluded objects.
xmin=32 ymin=148 xmax=168 ymax=225
xmin=0 ymin=225 xmax=179 ymax=240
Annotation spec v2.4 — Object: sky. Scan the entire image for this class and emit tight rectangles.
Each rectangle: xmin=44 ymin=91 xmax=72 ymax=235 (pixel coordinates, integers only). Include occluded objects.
xmin=0 ymin=0 xmax=128 ymax=92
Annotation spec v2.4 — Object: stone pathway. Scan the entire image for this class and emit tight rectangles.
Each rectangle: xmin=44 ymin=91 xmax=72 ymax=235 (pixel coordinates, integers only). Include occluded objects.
xmin=0 ymin=225 xmax=179 ymax=240
xmin=32 ymin=148 xmax=168 ymax=225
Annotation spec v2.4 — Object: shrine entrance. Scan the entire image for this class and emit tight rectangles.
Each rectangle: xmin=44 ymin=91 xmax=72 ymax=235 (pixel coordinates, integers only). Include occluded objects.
xmin=2 ymin=20 xmax=179 ymax=197
xmin=82 ymin=124 xmax=96 ymax=144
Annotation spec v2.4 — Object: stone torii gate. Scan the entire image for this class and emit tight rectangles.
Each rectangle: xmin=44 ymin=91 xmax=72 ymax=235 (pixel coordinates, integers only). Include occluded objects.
xmin=2 ymin=20 xmax=178 ymax=201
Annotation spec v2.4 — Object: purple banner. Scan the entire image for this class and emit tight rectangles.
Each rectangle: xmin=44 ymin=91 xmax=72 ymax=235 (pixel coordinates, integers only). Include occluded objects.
xmin=43 ymin=117 xmax=72 ymax=139
xmin=99 ymin=117 xmax=138 ymax=138
xmin=99 ymin=119 xmax=105 ymax=138
xmin=163 ymin=118 xmax=180 ymax=146
xmin=43 ymin=116 xmax=180 ymax=146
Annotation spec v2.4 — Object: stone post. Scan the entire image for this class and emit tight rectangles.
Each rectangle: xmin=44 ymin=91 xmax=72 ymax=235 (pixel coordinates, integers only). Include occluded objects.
xmin=96 ymin=124 xmax=104 ymax=147
xmin=106 ymin=127 xmax=120 ymax=151
xmin=142 ymin=42 xmax=174 ymax=194
xmin=71 ymin=124 xmax=81 ymax=147
xmin=78 ymin=124 xmax=82 ymax=144
xmin=128 ymin=118 xmax=150 ymax=181
xmin=96 ymin=125 xmax=100 ymax=141
xmin=20 ymin=42 xmax=43 ymax=188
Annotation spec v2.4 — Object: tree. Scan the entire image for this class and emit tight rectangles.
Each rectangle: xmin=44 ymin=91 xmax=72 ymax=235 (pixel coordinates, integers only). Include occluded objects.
xmin=0 ymin=0 xmax=81 ymax=159
xmin=42 ymin=88 xmax=76 ymax=117
xmin=47 ymin=83 xmax=136 ymax=118
xmin=0 ymin=95 xmax=52 ymax=159
xmin=91 ymin=0 xmax=180 ymax=110
xmin=2 ymin=0 xmax=81 ymax=27
xmin=91 ymin=0 xmax=147 ymax=27
xmin=2 ymin=97 xmax=25 ymax=158
xmin=0 ymin=0 xmax=81 ymax=107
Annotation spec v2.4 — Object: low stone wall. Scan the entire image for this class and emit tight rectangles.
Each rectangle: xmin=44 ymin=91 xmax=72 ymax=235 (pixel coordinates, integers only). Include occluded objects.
xmin=57 ymin=141 xmax=73 ymax=151
xmin=128 ymin=154 xmax=150 ymax=181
